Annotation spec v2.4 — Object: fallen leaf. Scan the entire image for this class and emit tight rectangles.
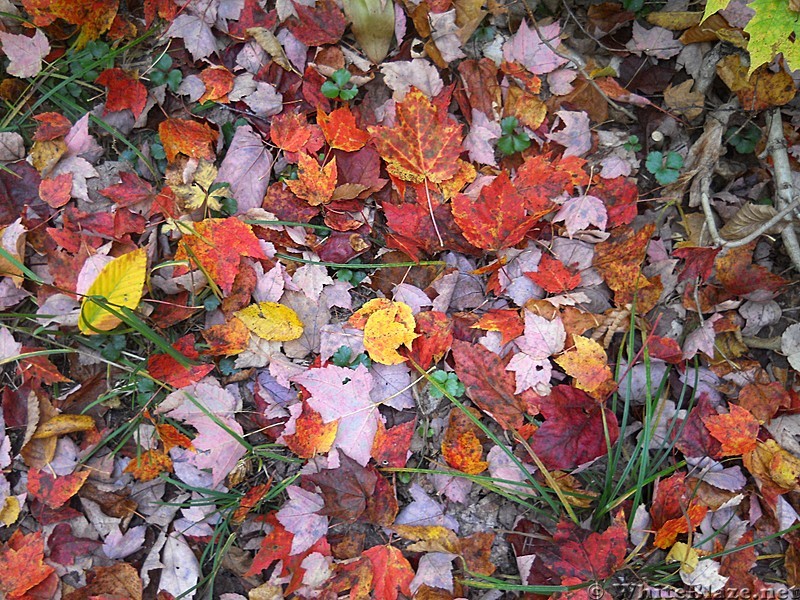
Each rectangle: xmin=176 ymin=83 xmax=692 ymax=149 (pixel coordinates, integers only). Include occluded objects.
xmin=0 ymin=29 xmax=50 ymax=78
xmin=27 ymin=468 xmax=90 ymax=508
xmin=235 ymin=302 xmax=304 ymax=341
xmin=78 ymin=247 xmax=147 ymax=334
xmin=349 ymin=299 xmax=417 ymax=366
xmin=703 ymin=404 xmax=759 ymax=456
xmin=95 ymin=68 xmax=148 ymax=118
xmin=158 ymin=118 xmax=218 ymax=162
xmin=554 ymin=335 xmax=614 ymax=395
xmin=452 ymin=172 xmax=538 ymax=250
xmin=317 ymin=106 xmax=369 ymax=151
xmin=0 ymin=530 xmax=55 ymax=599
xmin=369 ymin=88 xmax=463 ymax=183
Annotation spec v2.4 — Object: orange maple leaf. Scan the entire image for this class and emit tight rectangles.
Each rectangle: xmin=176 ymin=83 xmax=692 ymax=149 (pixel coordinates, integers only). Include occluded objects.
xmin=369 ymin=88 xmax=463 ymax=183
xmin=703 ymin=404 xmax=759 ymax=456
xmin=317 ymin=106 xmax=369 ymax=151
xmin=96 ymin=68 xmax=147 ymax=118
xmin=158 ymin=118 xmax=218 ymax=162
xmin=124 ymin=449 xmax=173 ymax=482
xmin=286 ymin=153 xmax=338 ymax=206
xmin=198 ymin=65 xmax=234 ymax=104
xmin=0 ymin=530 xmax=55 ymax=598
xmin=173 ymin=217 xmax=267 ymax=295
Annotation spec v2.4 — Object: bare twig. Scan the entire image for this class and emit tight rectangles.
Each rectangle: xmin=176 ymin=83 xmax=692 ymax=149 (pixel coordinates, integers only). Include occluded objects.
xmin=766 ymin=109 xmax=800 ymax=271
xmin=699 ymin=190 xmax=800 ymax=248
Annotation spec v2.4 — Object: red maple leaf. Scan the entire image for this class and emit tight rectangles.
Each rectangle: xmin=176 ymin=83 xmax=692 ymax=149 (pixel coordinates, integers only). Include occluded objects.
xmin=147 ymin=335 xmax=214 ymax=388
xmin=452 ymin=339 xmax=540 ymax=430
xmin=27 ymin=468 xmax=90 ymax=509
xmin=363 ymin=545 xmax=415 ymax=600
xmin=526 ymin=254 xmax=582 ymax=293
xmin=317 ymin=106 xmax=369 ymax=151
xmin=99 ymin=171 xmax=156 ymax=207
xmin=452 ymin=172 xmax=538 ymax=250
xmin=530 ymin=385 xmax=619 ymax=471
xmin=95 ymin=68 xmax=147 ymax=118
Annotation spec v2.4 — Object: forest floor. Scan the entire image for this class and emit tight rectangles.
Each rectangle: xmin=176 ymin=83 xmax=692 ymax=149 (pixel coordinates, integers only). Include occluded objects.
xmin=1 ymin=0 xmax=800 ymax=598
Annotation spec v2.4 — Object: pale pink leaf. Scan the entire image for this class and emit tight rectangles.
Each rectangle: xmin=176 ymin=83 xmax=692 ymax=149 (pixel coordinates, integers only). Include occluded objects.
xmin=503 ymin=21 xmax=567 ymax=75
xmin=411 ymin=553 xmax=455 ymax=594
xmin=506 ymin=353 xmax=552 ymax=395
xmin=0 ymin=327 xmax=21 ymax=362
xmin=292 ymin=364 xmax=381 ymax=465
xmin=0 ymin=29 xmax=49 ymax=78
xmin=276 ymin=485 xmax=328 ymax=555
xmin=546 ymin=110 xmax=592 ymax=157
xmin=380 ymin=59 xmax=443 ymax=100
xmin=553 ymin=195 xmax=607 ymax=236
xmin=682 ymin=314 xmax=721 ymax=360
xmin=429 ymin=10 xmax=466 ymax=63
xmin=515 ymin=312 xmax=566 ymax=358
xmin=215 ymin=124 xmax=273 ymax=213
xmin=626 ymin=22 xmax=682 ymax=59
xmin=464 ymin=110 xmax=501 ymax=166
xmin=166 ymin=13 xmax=217 ymax=61
xmin=394 ymin=483 xmax=459 ymax=531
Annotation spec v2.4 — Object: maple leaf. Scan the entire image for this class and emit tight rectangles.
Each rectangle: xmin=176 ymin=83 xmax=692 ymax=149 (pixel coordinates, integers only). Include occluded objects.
xmin=527 ymin=254 xmax=582 ymax=293
xmin=0 ymin=29 xmax=50 ymax=78
xmin=174 ymin=217 xmax=266 ymax=295
xmin=737 ymin=381 xmax=788 ymax=423
xmin=363 ymin=545 xmax=415 ymax=600
xmin=158 ymin=118 xmax=218 ymax=162
xmin=287 ymin=0 xmax=346 ymax=45
xmin=349 ymin=298 xmax=418 ymax=365
xmin=369 ymin=88 xmax=463 ymax=183
xmin=530 ymin=385 xmax=619 ymax=470
xmin=124 ymin=449 xmax=173 ymax=482
xmin=277 ymin=485 xmax=329 ymax=555
xmin=317 ymin=106 xmax=369 ymax=151
xmin=286 ymin=153 xmax=338 ymax=206
xmin=544 ymin=512 xmax=628 ymax=582
xmin=292 ymin=364 xmax=382 ymax=465
xmin=471 ymin=309 xmax=524 ymax=346
xmin=371 ymin=419 xmax=415 ymax=467
xmin=215 ymin=124 xmax=272 ymax=212
xmin=166 ymin=12 xmax=216 ymax=61
xmin=673 ymin=246 xmax=721 ymax=283
xmin=282 ymin=401 xmax=338 ymax=458
xmin=95 ymin=68 xmax=147 ymax=118
xmin=650 ymin=473 xmax=708 ymax=548
xmin=198 ymin=65 xmax=234 ymax=103
xmin=554 ymin=335 xmax=615 ymax=395
xmin=452 ymin=339 xmax=539 ymax=430
xmin=702 ymin=404 xmax=759 ymax=456
xmin=409 ymin=311 xmax=453 ymax=369
xmin=593 ymin=224 xmax=655 ymax=295
xmin=306 ymin=454 xmax=378 ymax=521
xmin=99 ymin=171 xmax=155 ymax=207
xmin=452 ymin=173 xmax=538 ymax=250
xmin=0 ymin=530 xmax=55 ymax=598
xmin=27 ymin=468 xmax=90 ymax=508
xmin=554 ymin=194 xmax=607 ymax=237
xmin=147 ymin=335 xmax=214 ymax=388
xmin=270 ymin=111 xmax=319 ymax=153
xmin=715 ymin=243 xmax=787 ymax=299
xmin=441 ymin=407 xmax=488 ymax=475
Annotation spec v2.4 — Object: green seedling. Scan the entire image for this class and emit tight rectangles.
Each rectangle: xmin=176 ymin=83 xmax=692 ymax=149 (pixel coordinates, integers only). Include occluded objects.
xmin=645 ymin=150 xmax=684 ymax=185
xmin=725 ymin=123 xmax=761 ymax=154
xmin=428 ymin=369 xmax=465 ymax=399
xmin=623 ymin=134 xmax=642 ymax=152
xmin=321 ymin=69 xmax=358 ymax=101
xmin=331 ymin=345 xmax=372 ymax=369
xmin=497 ymin=116 xmax=531 ymax=156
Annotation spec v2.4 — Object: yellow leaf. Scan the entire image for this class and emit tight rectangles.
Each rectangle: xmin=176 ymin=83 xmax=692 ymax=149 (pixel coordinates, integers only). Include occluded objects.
xmin=554 ymin=335 xmax=614 ymax=394
xmin=32 ymin=414 xmax=95 ymax=439
xmin=79 ymin=248 xmax=147 ymax=334
xmin=666 ymin=542 xmax=699 ymax=574
xmin=0 ymin=496 xmax=20 ymax=526
xmin=353 ymin=299 xmax=417 ymax=365
xmin=235 ymin=302 xmax=304 ymax=341
xmin=171 ymin=160 xmax=228 ymax=211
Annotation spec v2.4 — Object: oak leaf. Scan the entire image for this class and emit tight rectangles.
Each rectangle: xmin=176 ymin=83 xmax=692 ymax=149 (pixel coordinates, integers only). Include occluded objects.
xmin=369 ymin=88 xmax=463 ymax=183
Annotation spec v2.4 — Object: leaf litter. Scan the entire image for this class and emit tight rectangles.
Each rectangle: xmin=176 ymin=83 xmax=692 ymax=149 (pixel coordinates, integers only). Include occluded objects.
xmin=0 ymin=0 xmax=799 ymax=598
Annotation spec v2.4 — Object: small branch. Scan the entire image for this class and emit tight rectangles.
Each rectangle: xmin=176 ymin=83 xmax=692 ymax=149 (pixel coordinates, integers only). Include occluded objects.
xmin=766 ymin=108 xmax=800 ymax=272
xmin=700 ymin=190 xmax=800 ymax=248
